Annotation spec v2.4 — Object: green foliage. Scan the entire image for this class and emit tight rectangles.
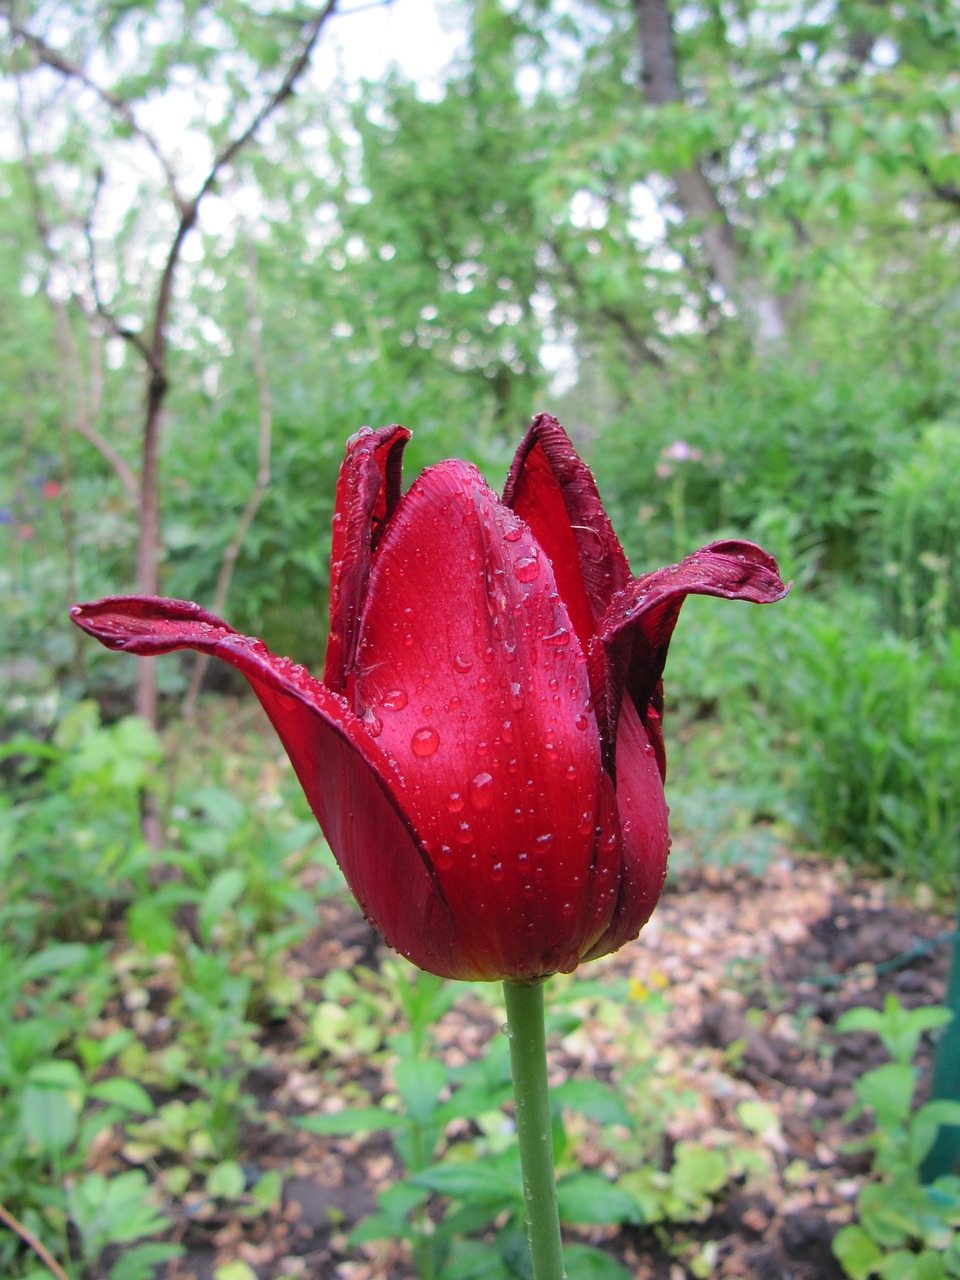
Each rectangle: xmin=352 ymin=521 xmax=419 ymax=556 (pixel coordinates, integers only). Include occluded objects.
xmin=834 ymin=998 xmax=960 ymax=1280
xmin=304 ymin=970 xmax=764 ymax=1279
xmin=0 ymin=702 xmax=335 ymax=1277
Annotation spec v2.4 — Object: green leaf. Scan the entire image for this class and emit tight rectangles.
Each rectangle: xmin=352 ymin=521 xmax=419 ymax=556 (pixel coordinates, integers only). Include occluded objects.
xmin=556 ymin=1173 xmax=642 ymax=1226
xmin=206 ymin=1160 xmax=246 ymax=1199
xmin=20 ymin=1083 xmax=80 ymax=1151
xmin=199 ymin=869 xmax=247 ymax=941
xmin=670 ymin=1143 xmax=730 ymax=1204
xmin=561 ymin=1244 xmax=635 ymax=1279
xmin=295 ymin=1107 xmax=405 ymax=1135
xmin=855 ymin=1063 xmax=917 ymax=1130
xmin=213 ymin=1264 xmax=259 ymax=1280
xmin=394 ymin=1057 xmax=446 ymax=1124
xmin=552 ymin=1079 xmax=633 ymax=1128
xmin=109 ymin=1243 xmax=184 ymax=1280
xmin=412 ymin=1160 xmax=520 ymax=1206
xmin=832 ymin=1224 xmax=884 ymax=1280
xmin=89 ymin=1078 xmax=155 ymax=1115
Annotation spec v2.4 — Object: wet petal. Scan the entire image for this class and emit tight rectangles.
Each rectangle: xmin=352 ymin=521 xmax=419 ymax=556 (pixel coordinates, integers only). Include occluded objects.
xmin=503 ymin=413 xmax=632 ymax=646
xmin=69 ymin=595 xmax=477 ymax=979
xmin=353 ymin=460 xmax=613 ymax=980
xmin=325 ymin=425 xmax=411 ymax=694
xmin=581 ymin=697 xmax=669 ymax=962
xmin=597 ymin=540 xmax=789 ymax=775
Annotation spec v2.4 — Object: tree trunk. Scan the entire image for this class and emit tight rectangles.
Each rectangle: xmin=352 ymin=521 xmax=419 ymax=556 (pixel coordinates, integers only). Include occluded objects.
xmin=632 ymin=0 xmax=787 ymax=345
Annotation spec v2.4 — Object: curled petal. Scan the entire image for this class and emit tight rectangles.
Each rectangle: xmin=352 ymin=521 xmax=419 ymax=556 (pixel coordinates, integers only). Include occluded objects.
xmin=504 ymin=412 xmax=631 ymax=648
xmin=325 ymin=425 xmax=411 ymax=694
xmin=353 ymin=460 xmax=614 ymax=980
xmin=69 ymin=596 xmax=476 ymax=979
xmin=597 ymin=540 xmax=789 ymax=777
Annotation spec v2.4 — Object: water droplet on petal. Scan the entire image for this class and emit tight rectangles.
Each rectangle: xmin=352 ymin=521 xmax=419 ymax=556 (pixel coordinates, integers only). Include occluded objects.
xmin=384 ymin=689 xmax=408 ymax=711
xmin=470 ymin=771 xmax=494 ymax=809
xmin=504 ymin=527 xmax=522 ymax=543
xmin=491 ymin=861 xmax=504 ymax=882
xmin=361 ymin=707 xmax=383 ymax=738
xmin=448 ymin=792 xmax=465 ymax=813
xmin=510 ymin=682 xmax=524 ymax=711
xmin=411 ymin=726 xmax=440 ymax=757
xmin=453 ymin=652 xmax=473 ymax=674
xmin=434 ymin=845 xmax=454 ymax=871
xmin=514 ymin=556 xmax=539 ymax=583
xmin=543 ymin=628 xmax=570 ymax=648
xmin=575 ymin=714 xmax=589 ymax=732
xmin=456 ymin=822 xmax=474 ymax=846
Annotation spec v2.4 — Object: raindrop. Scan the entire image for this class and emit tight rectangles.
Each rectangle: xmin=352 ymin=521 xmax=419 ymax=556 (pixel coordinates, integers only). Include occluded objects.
xmin=448 ymin=792 xmax=465 ymax=813
xmin=574 ymin=714 xmax=589 ymax=732
xmin=491 ymin=861 xmax=504 ymax=882
xmin=535 ymin=833 xmax=555 ymax=850
xmin=510 ymin=682 xmax=524 ymax=711
xmin=543 ymin=628 xmax=570 ymax=648
xmin=361 ymin=707 xmax=383 ymax=738
xmin=453 ymin=652 xmax=473 ymax=674
xmin=504 ymin=527 xmax=522 ymax=543
xmin=514 ymin=556 xmax=539 ymax=583
xmin=456 ymin=822 xmax=474 ymax=846
xmin=411 ymin=726 xmax=440 ymax=757
xmin=434 ymin=845 xmax=454 ymax=871
xmin=471 ymin=772 xmax=495 ymax=809
xmin=502 ymin=719 xmax=515 ymax=744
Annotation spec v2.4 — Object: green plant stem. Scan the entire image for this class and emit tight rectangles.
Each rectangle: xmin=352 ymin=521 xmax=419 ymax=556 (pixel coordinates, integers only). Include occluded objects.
xmin=503 ymin=980 xmax=565 ymax=1280
xmin=920 ymin=891 xmax=960 ymax=1182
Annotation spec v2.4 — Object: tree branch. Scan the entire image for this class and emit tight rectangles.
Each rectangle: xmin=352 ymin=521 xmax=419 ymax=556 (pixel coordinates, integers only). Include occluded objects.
xmin=14 ymin=77 xmax=141 ymax=504
xmin=5 ymin=17 xmax=187 ymax=211
xmin=0 ymin=1201 xmax=70 ymax=1280
xmin=82 ymin=168 xmax=158 ymax=371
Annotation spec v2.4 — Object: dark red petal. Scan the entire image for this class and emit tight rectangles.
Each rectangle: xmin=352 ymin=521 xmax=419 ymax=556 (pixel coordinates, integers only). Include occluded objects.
xmin=597 ymin=540 xmax=789 ymax=777
xmin=503 ymin=413 xmax=632 ymax=647
xmin=324 ymin=425 xmax=411 ymax=694
xmin=581 ymin=697 xmax=669 ymax=962
xmin=353 ymin=460 xmax=614 ymax=981
xmin=69 ymin=595 xmax=477 ymax=979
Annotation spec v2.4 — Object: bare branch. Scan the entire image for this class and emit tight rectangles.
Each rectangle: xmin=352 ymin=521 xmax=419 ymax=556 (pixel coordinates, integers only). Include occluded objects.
xmin=82 ymin=169 xmax=157 ymax=370
xmin=15 ymin=75 xmax=141 ymax=503
xmin=196 ymin=0 xmax=338 ymax=206
xmin=0 ymin=1202 xmax=70 ymax=1280
xmin=5 ymin=17 xmax=188 ymax=211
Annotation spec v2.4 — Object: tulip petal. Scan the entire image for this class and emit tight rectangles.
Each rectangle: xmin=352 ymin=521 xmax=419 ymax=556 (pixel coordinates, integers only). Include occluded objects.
xmin=581 ymin=697 xmax=669 ymax=962
xmin=353 ymin=460 xmax=614 ymax=981
xmin=503 ymin=413 xmax=632 ymax=645
xmin=325 ymin=425 xmax=411 ymax=694
xmin=69 ymin=595 xmax=476 ymax=979
xmin=597 ymin=540 xmax=789 ymax=777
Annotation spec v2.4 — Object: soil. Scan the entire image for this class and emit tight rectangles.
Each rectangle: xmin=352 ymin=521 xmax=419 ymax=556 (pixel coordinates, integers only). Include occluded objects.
xmin=111 ymin=857 xmax=956 ymax=1280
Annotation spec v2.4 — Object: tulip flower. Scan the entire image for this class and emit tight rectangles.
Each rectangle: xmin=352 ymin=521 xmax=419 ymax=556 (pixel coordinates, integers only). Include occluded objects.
xmin=72 ymin=413 xmax=788 ymax=1280
xmin=72 ymin=414 xmax=786 ymax=984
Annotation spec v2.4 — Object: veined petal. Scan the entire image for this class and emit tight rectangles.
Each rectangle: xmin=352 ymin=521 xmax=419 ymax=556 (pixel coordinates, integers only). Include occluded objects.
xmin=581 ymin=697 xmax=669 ymax=962
xmin=503 ymin=413 xmax=632 ymax=645
xmin=597 ymin=540 xmax=789 ymax=777
xmin=69 ymin=595 xmax=476 ymax=979
xmin=353 ymin=460 xmax=614 ymax=981
xmin=325 ymin=425 xmax=411 ymax=694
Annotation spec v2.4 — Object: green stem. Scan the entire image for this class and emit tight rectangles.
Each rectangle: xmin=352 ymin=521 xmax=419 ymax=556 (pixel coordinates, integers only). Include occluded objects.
xmin=503 ymin=980 xmax=565 ymax=1280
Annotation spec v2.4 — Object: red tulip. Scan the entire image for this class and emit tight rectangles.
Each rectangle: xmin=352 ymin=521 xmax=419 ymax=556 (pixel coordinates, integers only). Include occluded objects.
xmin=71 ymin=414 xmax=787 ymax=982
